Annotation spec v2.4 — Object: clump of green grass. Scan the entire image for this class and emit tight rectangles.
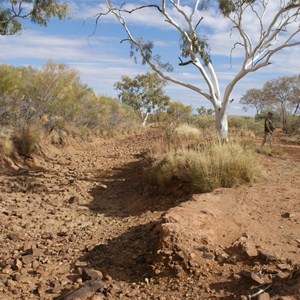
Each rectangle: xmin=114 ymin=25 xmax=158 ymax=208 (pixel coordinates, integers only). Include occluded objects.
xmin=148 ymin=140 xmax=261 ymax=194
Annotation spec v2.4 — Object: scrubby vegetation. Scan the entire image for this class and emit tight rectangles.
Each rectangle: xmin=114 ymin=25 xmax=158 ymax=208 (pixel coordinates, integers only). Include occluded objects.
xmin=0 ymin=62 xmax=141 ymax=157
xmin=173 ymin=124 xmax=201 ymax=140
xmin=256 ymin=145 xmax=286 ymax=157
xmin=241 ymin=74 xmax=300 ymax=134
xmin=148 ymin=124 xmax=261 ymax=194
xmin=0 ymin=63 xmax=140 ymax=134
xmin=1 ymin=60 xmax=298 ymax=193
xmin=12 ymin=130 xmax=40 ymax=157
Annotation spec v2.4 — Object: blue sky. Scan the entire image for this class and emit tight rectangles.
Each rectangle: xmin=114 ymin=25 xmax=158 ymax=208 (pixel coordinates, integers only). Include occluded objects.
xmin=1 ymin=0 xmax=299 ymax=116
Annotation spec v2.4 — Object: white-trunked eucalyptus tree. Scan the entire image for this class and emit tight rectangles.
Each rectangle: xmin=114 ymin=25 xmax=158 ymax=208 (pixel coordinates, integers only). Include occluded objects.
xmin=100 ymin=0 xmax=300 ymax=140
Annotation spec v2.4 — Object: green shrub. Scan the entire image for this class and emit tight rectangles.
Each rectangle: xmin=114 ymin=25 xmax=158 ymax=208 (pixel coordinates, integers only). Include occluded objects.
xmin=228 ymin=116 xmax=254 ymax=129
xmin=0 ymin=63 xmax=141 ymax=138
xmin=193 ymin=115 xmax=215 ymax=129
xmin=148 ymin=140 xmax=261 ymax=193
xmin=228 ymin=116 xmax=263 ymax=136
xmin=166 ymin=101 xmax=193 ymax=124
xmin=286 ymin=115 xmax=300 ymax=134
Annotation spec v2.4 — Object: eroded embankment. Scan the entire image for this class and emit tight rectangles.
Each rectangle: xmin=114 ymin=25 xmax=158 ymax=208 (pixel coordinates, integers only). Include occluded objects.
xmin=0 ymin=129 xmax=300 ymax=300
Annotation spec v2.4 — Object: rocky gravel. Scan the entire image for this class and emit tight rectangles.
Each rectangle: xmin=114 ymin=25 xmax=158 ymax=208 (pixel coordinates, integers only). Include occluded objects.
xmin=0 ymin=128 xmax=300 ymax=299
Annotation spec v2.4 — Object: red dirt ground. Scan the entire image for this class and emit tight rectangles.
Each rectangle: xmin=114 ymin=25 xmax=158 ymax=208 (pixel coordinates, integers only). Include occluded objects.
xmin=0 ymin=128 xmax=299 ymax=299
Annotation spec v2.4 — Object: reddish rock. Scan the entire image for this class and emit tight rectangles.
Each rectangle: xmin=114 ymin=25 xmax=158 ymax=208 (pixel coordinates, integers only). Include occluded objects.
xmin=22 ymin=255 xmax=35 ymax=265
xmin=258 ymin=293 xmax=270 ymax=300
xmin=65 ymin=280 xmax=105 ymax=300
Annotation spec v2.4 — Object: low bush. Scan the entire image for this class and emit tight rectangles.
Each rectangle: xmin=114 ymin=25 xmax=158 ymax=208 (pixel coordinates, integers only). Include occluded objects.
xmin=228 ymin=116 xmax=254 ymax=128
xmin=174 ymin=124 xmax=201 ymax=140
xmin=13 ymin=130 xmax=40 ymax=157
xmin=228 ymin=116 xmax=263 ymax=137
xmin=0 ymin=63 xmax=141 ymax=139
xmin=279 ymin=135 xmax=300 ymax=145
xmin=193 ymin=115 xmax=215 ymax=130
xmin=286 ymin=116 xmax=300 ymax=134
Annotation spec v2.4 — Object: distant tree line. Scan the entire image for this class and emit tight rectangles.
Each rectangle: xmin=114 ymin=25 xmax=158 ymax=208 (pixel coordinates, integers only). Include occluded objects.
xmin=0 ymin=62 xmax=202 ymax=139
xmin=114 ymin=72 xmax=200 ymax=126
xmin=240 ymin=75 xmax=300 ymax=133
xmin=114 ymin=72 xmax=170 ymax=126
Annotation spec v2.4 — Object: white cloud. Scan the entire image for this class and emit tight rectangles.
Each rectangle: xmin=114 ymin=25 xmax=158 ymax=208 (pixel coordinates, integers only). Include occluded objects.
xmin=69 ymin=2 xmax=166 ymax=28
xmin=0 ymin=29 xmax=144 ymax=96
xmin=70 ymin=63 xmax=143 ymax=94
xmin=0 ymin=30 xmax=132 ymax=65
xmin=1 ymin=0 xmax=299 ymax=117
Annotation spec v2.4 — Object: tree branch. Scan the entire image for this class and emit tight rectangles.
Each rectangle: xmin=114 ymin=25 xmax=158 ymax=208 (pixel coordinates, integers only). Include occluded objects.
xmin=105 ymin=1 xmax=212 ymax=102
xmin=178 ymin=57 xmax=194 ymax=66
xmin=195 ymin=16 xmax=204 ymax=31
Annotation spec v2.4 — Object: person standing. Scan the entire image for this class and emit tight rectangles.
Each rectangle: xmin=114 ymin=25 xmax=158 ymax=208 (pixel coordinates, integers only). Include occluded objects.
xmin=261 ymin=112 xmax=275 ymax=147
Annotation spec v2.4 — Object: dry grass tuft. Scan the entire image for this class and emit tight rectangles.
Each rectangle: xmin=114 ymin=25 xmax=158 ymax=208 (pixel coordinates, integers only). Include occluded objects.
xmin=148 ymin=128 xmax=261 ymax=194
xmin=0 ymin=137 xmax=14 ymax=156
xmin=174 ymin=124 xmax=201 ymax=140
xmin=13 ymin=131 xmax=40 ymax=157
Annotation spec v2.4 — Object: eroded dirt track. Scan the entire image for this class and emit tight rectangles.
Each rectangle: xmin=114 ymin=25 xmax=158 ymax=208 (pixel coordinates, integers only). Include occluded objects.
xmin=0 ymin=128 xmax=300 ymax=300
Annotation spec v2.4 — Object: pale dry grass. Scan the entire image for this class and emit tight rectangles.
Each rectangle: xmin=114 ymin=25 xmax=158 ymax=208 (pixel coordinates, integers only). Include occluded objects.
xmin=13 ymin=130 xmax=40 ymax=156
xmin=174 ymin=124 xmax=201 ymax=139
xmin=256 ymin=145 xmax=286 ymax=157
xmin=148 ymin=137 xmax=261 ymax=194
xmin=231 ymin=127 xmax=256 ymax=138
xmin=150 ymin=124 xmax=215 ymax=159
xmin=0 ymin=138 xmax=14 ymax=156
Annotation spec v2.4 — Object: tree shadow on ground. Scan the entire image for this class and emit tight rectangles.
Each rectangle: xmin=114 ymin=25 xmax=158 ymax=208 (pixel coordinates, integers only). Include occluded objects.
xmin=210 ymin=268 xmax=300 ymax=299
xmin=0 ymin=165 xmax=54 ymax=193
xmin=0 ymin=164 xmax=81 ymax=195
xmin=55 ymin=221 xmax=166 ymax=299
xmin=78 ymin=221 xmax=161 ymax=283
xmin=209 ymin=277 xmax=265 ymax=299
xmin=87 ymin=154 xmax=191 ymax=218
xmin=211 ymin=243 xmax=300 ymax=298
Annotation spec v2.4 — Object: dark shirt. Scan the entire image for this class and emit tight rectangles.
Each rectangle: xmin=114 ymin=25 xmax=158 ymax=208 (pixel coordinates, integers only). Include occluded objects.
xmin=264 ymin=117 xmax=274 ymax=133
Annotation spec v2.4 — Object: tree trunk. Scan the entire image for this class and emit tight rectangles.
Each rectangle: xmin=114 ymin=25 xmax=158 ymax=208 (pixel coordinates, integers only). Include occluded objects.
xmin=142 ymin=112 xmax=149 ymax=127
xmin=280 ymin=103 xmax=288 ymax=133
xmin=215 ymin=109 xmax=229 ymax=141
xmin=293 ymin=100 xmax=300 ymax=117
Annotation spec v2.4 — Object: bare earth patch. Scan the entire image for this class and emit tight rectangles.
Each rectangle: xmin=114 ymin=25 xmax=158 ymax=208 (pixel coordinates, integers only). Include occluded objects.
xmin=0 ymin=128 xmax=299 ymax=300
